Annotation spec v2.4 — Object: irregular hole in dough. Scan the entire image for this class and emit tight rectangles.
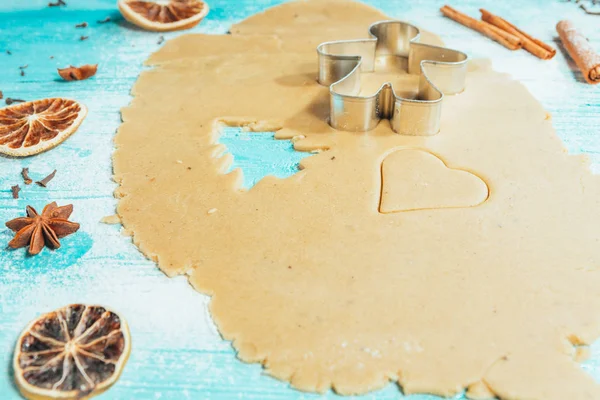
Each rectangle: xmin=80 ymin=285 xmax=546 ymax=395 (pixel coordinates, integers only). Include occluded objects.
xmin=113 ymin=0 xmax=600 ymax=398
xmin=217 ymin=127 xmax=310 ymax=189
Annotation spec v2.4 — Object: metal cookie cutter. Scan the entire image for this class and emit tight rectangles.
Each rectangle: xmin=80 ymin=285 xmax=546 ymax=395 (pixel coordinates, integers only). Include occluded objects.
xmin=317 ymin=21 xmax=468 ymax=136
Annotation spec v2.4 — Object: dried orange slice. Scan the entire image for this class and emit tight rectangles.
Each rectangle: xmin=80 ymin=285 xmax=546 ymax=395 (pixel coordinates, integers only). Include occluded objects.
xmin=118 ymin=0 xmax=209 ymax=32
xmin=0 ymin=98 xmax=87 ymax=157
xmin=14 ymin=304 xmax=131 ymax=400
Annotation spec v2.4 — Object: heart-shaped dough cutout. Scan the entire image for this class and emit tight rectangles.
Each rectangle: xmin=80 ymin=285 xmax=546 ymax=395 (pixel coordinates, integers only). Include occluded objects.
xmin=379 ymin=149 xmax=489 ymax=213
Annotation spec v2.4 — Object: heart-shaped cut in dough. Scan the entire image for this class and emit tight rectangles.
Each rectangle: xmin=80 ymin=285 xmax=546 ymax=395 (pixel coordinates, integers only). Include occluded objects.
xmin=379 ymin=149 xmax=488 ymax=213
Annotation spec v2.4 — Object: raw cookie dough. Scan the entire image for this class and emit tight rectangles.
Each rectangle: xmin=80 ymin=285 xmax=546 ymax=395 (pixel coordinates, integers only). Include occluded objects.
xmin=113 ymin=0 xmax=600 ymax=398
xmin=379 ymin=149 xmax=489 ymax=213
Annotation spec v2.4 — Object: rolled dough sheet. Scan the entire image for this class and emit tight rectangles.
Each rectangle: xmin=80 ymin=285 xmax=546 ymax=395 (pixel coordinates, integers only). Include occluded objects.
xmin=113 ymin=0 xmax=600 ymax=398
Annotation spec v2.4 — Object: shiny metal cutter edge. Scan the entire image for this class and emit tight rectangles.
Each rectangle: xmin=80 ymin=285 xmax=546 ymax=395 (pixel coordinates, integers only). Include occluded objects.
xmin=317 ymin=21 xmax=469 ymax=136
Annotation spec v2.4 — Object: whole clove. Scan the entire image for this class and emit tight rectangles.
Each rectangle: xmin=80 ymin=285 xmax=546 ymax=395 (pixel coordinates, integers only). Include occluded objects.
xmin=157 ymin=35 xmax=165 ymax=45
xmin=11 ymin=185 xmax=21 ymax=199
xmin=75 ymin=22 xmax=88 ymax=28
xmin=6 ymin=50 xmax=11 ymax=55
xmin=21 ymin=168 xmax=32 ymax=185
xmin=6 ymin=98 xmax=25 ymax=105
xmin=20 ymin=70 xmax=25 ymax=77
xmin=80 ymin=35 xmax=89 ymax=41
xmin=97 ymin=17 xmax=111 ymax=24
xmin=36 ymin=170 xmax=57 ymax=187
xmin=48 ymin=0 xmax=66 ymax=6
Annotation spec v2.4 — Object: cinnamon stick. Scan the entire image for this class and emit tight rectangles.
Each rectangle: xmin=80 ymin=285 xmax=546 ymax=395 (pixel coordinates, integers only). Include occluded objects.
xmin=557 ymin=20 xmax=600 ymax=85
xmin=440 ymin=5 xmax=522 ymax=51
xmin=480 ymin=9 xmax=556 ymax=60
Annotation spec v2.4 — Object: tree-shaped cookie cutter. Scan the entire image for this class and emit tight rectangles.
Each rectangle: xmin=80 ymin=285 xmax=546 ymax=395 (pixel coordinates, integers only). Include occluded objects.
xmin=317 ymin=21 xmax=468 ymax=136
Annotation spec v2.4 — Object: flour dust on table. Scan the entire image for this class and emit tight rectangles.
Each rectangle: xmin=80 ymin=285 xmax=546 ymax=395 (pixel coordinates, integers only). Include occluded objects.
xmin=113 ymin=1 xmax=600 ymax=399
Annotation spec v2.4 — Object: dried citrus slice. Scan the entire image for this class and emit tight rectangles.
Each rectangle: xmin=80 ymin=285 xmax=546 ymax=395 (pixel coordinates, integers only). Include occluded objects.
xmin=0 ymin=98 xmax=87 ymax=157
xmin=118 ymin=0 xmax=209 ymax=32
xmin=14 ymin=304 xmax=131 ymax=400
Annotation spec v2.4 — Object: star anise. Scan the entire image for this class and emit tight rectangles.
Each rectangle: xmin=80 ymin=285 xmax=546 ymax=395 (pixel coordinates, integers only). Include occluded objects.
xmin=5 ymin=202 xmax=80 ymax=255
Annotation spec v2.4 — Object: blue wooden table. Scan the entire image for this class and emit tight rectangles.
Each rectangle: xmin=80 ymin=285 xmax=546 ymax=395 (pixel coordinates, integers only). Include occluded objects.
xmin=1 ymin=1 xmax=599 ymax=399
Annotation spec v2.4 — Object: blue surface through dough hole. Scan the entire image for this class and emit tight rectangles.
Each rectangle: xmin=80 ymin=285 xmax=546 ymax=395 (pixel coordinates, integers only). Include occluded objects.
xmin=218 ymin=127 xmax=309 ymax=189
